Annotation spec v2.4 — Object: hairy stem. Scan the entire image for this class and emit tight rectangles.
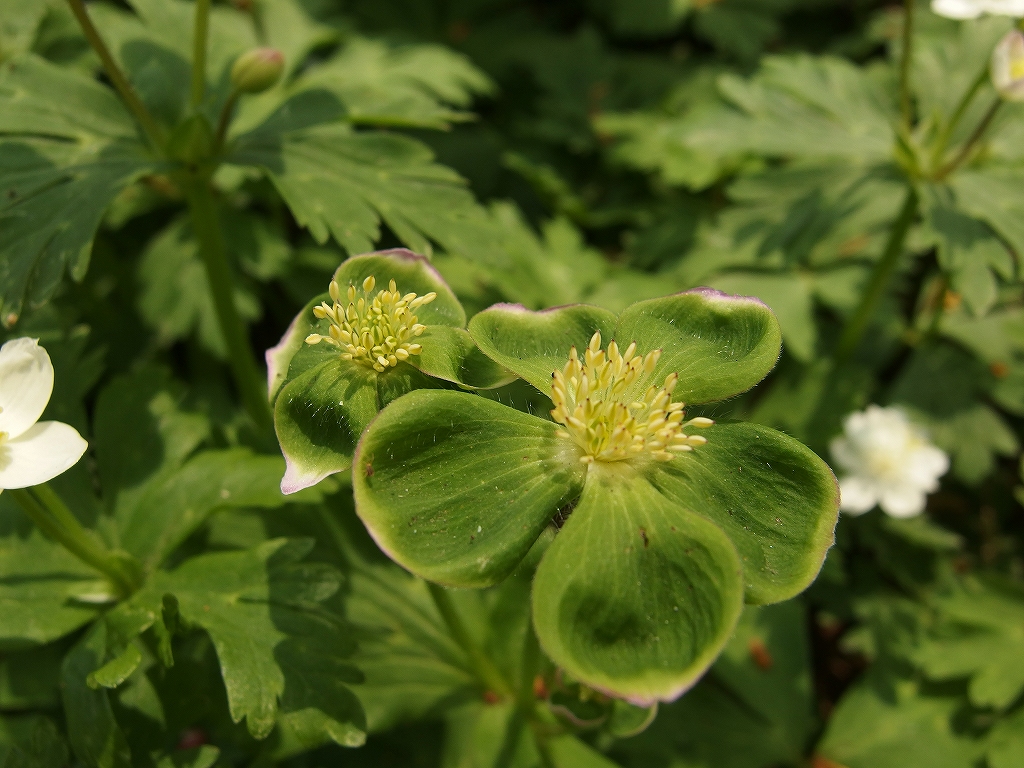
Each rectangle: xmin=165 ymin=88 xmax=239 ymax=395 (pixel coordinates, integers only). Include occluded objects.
xmin=10 ymin=485 xmax=139 ymax=597
xmin=65 ymin=0 xmax=165 ymax=149
xmin=427 ymin=582 xmax=514 ymax=699
xmin=935 ymin=98 xmax=1002 ymax=181
xmin=184 ymin=178 xmax=274 ymax=430
xmin=190 ymin=0 xmax=212 ymax=109
xmin=899 ymin=0 xmax=915 ymax=130
xmin=836 ymin=187 xmax=919 ymax=362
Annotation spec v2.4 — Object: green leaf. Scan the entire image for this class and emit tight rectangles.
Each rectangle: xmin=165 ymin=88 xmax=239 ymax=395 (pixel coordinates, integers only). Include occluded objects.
xmin=468 ymin=304 xmax=619 ymax=393
xmin=0 ymin=55 xmax=157 ymax=324
xmin=85 ymin=643 xmax=142 ymax=692
xmin=415 ymin=326 xmax=515 ymax=389
xmin=141 ymin=539 xmax=364 ymax=743
xmin=275 ymin=360 xmax=378 ymax=493
xmin=0 ymin=0 xmax=49 ymax=62
xmin=613 ymin=290 xmax=782 ymax=404
xmin=647 ymin=421 xmax=839 ymax=604
xmin=353 ymin=390 xmax=587 ymax=588
xmin=989 ymin=706 xmax=1024 ymax=768
xmin=532 ymin=465 xmax=744 ymax=704
xmin=0 ymin=716 xmax=68 ymax=768
xmin=0 ymin=642 xmax=64 ymax=710
xmin=61 ymin=624 xmax=132 ymax=768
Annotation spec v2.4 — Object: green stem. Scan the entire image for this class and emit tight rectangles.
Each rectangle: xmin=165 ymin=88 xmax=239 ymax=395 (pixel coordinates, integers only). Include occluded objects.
xmin=931 ymin=62 xmax=990 ymax=169
xmin=184 ymin=178 xmax=274 ymax=431
xmin=10 ymin=486 xmax=138 ymax=597
xmin=836 ymin=187 xmax=919 ymax=362
xmin=213 ymin=91 xmax=240 ymax=153
xmin=65 ymin=0 xmax=164 ymax=149
xmin=427 ymin=582 xmax=514 ymax=699
xmin=190 ymin=0 xmax=212 ymax=109
xmin=934 ymin=98 xmax=1002 ymax=181
xmin=899 ymin=0 xmax=915 ymax=130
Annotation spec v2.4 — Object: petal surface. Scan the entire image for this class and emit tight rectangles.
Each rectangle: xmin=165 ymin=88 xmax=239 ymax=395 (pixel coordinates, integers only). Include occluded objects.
xmin=0 ymin=337 xmax=54 ymax=439
xmin=532 ymin=464 xmax=744 ymax=705
xmin=414 ymin=326 xmax=515 ymax=389
xmin=0 ymin=421 xmax=87 ymax=489
xmin=353 ymin=390 xmax=587 ymax=587
xmin=646 ymin=420 xmax=839 ymax=605
xmin=613 ymin=289 xmax=782 ymax=405
xmin=468 ymin=304 xmax=618 ymax=394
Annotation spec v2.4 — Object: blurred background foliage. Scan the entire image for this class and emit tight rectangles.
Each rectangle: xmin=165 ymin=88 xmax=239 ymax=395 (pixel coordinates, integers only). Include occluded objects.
xmin=3 ymin=0 xmax=1024 ymax=766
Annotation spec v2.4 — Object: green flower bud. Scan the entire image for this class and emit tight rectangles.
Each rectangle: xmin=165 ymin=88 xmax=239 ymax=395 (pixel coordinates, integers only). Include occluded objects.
xmin=230 ymin=48 xmax=284 ymax=94
xmin=991 ymin=30 xmax=1024 ymax=102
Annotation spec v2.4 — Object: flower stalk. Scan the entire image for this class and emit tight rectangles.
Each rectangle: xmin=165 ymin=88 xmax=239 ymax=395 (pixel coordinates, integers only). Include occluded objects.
xmin=10 ymin=485 xmax=141 ymax=597
xmin=64 ymin=0 xmax=165 ymax=150
xmin=899 ymin=0 xmax=916 ymax=131
xmin=934 ymin=98 xmax=1002 ymax=180
xmin=190 ymin=0 xmax=212 ymax=110
xmin=183 ymin=178 xmax=273 ymax=431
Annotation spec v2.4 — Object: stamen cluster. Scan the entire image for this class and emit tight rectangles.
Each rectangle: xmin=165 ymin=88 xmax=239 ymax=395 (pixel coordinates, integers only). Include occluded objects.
xmin=305 ymin=276 xmax=436 ymax=373
xmin=551 ymin=332 xmax=713 ymax=464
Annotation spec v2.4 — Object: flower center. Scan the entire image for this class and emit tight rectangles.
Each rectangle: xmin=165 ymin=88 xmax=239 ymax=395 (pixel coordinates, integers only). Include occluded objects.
xmin=550 ymin=332 xmax=713 ymax=464
xmin=305 ymin=275 xmax=436 ymax=373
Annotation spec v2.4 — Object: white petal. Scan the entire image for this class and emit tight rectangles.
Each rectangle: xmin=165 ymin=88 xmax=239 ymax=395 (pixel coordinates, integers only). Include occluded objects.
xmin=905 ymin=445 xmax=949 ymax=490
xmin=0 ymin=337 xmax=54 ymax=439
xmin=0 ymin=421 xmax=87 ymax=489
xmin=931 ymin=0 xmax=985 ymax=17
xmin=839 ymin=476 xmax=878 ymax=515
xmin=878 ymin=484 xmax=927 ymax=518
xmin=830 ymin=436 xmax=862 ymax=474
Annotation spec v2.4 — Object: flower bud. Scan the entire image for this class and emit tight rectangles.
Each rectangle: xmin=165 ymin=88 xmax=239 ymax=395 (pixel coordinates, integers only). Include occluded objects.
xmin=991 ymin=29 xmax=1024 ymax=102
xmin=230 ymin=48 xmax=284 ymax=94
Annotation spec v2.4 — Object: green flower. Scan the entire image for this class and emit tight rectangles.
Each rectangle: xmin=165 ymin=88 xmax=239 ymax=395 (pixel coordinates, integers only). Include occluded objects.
xmin=268 ymin=249 xmax=508 ymax=494
xmin=352 ymin=290 xmax=840 ymax=704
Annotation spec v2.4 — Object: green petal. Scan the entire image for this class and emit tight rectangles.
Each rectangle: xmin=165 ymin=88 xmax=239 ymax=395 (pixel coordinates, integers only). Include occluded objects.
xmin=468 ymin=303 xmax=618 ymax=393
xmin=333 ymin=249 xmax=466 ymax=328
xmin=415 ymin=326 xmax=515 ymax=389
xmin=613 ymin=289 xmax=782 ymax=404
xmin=532 ymin=464 xmax=744 ymax=705
xmin=645 ymin=421 xmax=839 ymax=605
xmin=274 ymin=360 xmax=379 ymax=494
xmin=266 ymin=292 xmax=331 ymax=403
xmin=353 ymin=390 xmax=587 ymax=587
xmin=375 ymin=360 xmax=458 ymax=409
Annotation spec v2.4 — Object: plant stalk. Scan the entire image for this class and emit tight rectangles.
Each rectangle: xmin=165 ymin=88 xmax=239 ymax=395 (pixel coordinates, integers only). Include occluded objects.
xmin=836 ymin=187 xmax=919 ymax=362
xmin=190 ymin=0 xmax=212 ymax=109
xmin=934 ymin=98 xmax=1002 ymax=180
xmin=899 ymin=0 xmax=915 ymax=130
xmin=931 ymin=62 xmax=990 ymax=169
xmin=10 ymin=485 xmax=138 ymax=597
xmin=184 ymin=178 xmax=274 ymax=431
xmin=213 ymin=91 xmax=240 ymax=152
xmin=427 ymin=582 xmax=514 ymax=699
xmin=65 ymin=0 xmax=165 ymax=149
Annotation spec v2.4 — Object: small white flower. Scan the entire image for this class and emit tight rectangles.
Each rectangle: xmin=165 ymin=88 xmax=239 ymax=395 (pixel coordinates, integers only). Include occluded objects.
xmin=0 ymin=337 xmax=88 ymax=489
xmin=991 ymin=29 xmax=1024 ymax=100
xmin=931 ymin=0 xmax=1024 ymax=19
xmin=830 ymin=405 xmax=949 ymax=519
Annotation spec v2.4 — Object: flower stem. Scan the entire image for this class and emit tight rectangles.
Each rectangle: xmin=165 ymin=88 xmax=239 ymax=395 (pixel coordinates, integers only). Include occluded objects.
xmin=10 ymin=485 xmax=140 ymax=597
xmin=934 ymin=98 xmax=1002 ymax=181
xmin=836 ymin=187 xmax=919 ymax=362
xmin=899 ymin=0 xmax=915 ymax=131
xmin=190 ymin=0 xmax=212 ymax=110
xmin=426 ymin=582 xmax=514 ymax=699
xmin=213 ymin=91 xmax=240 ymax=152
xmin=183 ymin=177 xmax=273 ymax=431
xmin=64 ymin=0 xmax=165 ymax=150
xmin=931 ymin=62 xmax=990 ymax=170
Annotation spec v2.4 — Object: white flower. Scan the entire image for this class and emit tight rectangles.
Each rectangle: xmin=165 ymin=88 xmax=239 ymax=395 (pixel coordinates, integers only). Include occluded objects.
xmin=830 ymin=405 xmax=949 ymax=519
xmin=0 ymin=338 xmax=87 ymax=489
xmin=931 ymin=0 xmax=1024 ymax=19
xmin=992 ymin=30 xmax=1024 ymax=100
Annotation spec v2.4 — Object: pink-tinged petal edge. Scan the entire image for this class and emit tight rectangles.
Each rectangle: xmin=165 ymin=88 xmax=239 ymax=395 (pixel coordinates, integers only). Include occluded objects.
xmin=266 ymin=312 xmax=302 ymax=396
xmin=279 ymin=450 xmax=343 ymax=495
xmin=335 ymin=248 xmax=453 ymax=295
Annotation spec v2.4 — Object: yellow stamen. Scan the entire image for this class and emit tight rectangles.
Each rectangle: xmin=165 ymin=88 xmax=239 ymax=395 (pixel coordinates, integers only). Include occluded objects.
xmin=550 ymin=332 xmax=712 ymax=464
xmin=305 ymin=275 xmax=436 ymax=373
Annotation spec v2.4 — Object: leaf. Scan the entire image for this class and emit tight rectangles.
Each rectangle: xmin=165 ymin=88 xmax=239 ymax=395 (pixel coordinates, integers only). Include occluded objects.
xmin=86 ymin=644 xmax=142 ymax=691
xmin=989 ymin=706 xmax=1024 ymax=768
xmin=353 ymin=390 xmax=587 ymax=588
xmin=0 ymin=642 xmax=64 ymax=710
xmin=61 ymin=624 xmax=132 ymax=768
xmin=468 ymin=304 xmax=619 ymax=394
xmin=0 ymin=55 xmax=157 ymax=324
xmin=949 ymin=168 xmax=1024 ymax=258
xmin=0 ymin=715 xmax=68 ymax=768
xmin=294 ymin=37 xmax=493 ymax=129
xmin=532 ymin=466 xmax=744 ymax=705
xmin=139 ymin=539 xmax=365 ymax=744
xmin=0 ymin=0 xmax=49 ymax=62
xmin=612 ymin=290 xmax=782 ymax=404
xmin=647 ymin=421 xmax=839 ymax=604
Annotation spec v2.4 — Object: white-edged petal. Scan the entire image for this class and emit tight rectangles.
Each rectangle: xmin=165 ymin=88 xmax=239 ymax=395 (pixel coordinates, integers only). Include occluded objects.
xmin=839 ymin=476 xmax=878 ymax=515
xmin=0 ymin=337 xmax=54 ymax=439
xmin=0 ymin=421 xmax=87 ymax=489
xmin=931 ymin=0 xmax=985 ymax=17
